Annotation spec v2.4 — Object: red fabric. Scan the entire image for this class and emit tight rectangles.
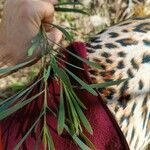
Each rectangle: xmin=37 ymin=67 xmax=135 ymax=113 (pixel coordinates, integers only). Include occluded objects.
xmin=0 ymin=42 xmax=129 ymax=150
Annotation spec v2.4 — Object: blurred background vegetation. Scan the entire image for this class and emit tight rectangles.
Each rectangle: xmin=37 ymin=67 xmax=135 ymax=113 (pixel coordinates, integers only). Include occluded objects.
xmin=0 ymin=0 xmax=150 ymax=97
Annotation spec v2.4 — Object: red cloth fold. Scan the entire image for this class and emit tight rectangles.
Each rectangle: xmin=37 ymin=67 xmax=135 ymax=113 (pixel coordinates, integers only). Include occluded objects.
xmin=0 ymin=42 xmax=129 ymax=150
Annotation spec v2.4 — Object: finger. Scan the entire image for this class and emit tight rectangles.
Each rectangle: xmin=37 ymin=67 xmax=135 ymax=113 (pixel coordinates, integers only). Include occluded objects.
xmin=40 ymin=1 xmax=55 ymax=23
xmin=46 ymin=28 xmax=62 ymax=45
xmin=43 ymin=23 xmax=53 ymax=32
xmin=40 ymin=1 xmax=56 ymax=32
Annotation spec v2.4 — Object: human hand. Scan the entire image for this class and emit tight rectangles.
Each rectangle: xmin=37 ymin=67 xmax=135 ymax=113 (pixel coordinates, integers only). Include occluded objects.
xmin=0 ymin=0 xmax=62 ymax=66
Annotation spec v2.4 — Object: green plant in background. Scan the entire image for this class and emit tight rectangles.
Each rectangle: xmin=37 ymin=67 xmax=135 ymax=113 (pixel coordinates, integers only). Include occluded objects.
xmin=0 ymin=2 xmax=126 ymax=150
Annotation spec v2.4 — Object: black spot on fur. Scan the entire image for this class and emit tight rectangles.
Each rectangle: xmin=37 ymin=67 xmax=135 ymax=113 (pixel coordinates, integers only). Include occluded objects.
xmin=100 ymin=72 xmax=106 ymax=77
xmin=132 ymin=17 xmax=147 ymax=20
xmin=146 ymin=114 xmax=150 ymax=133
xmin=133 ymin=22 xmax=150 ymax=33
xmin=114 ymin=106 xmax=119 ymax=113
xmin=131 ymin=58 xmax=139 ymax=70
xmin=101 ymin=52 xmax=111 ymax=58
xmin=120 ymin=116 xmax=124 ymax=123
xmin=127 ymin=69 xmax=134 ymax=78
xmin=130 ymin=128 xmax=135 ymax=144
xmin=124 ymin=94 xmax=131 ymax=101
xmin=139 ymin=80 xmax=144 ymax=90
xmin=97 ymin=29 xmax=107 ymax=35
xmin=142 ymin=95 xmax=148 ymax=107
xmin=100 ymin=70 xmax=115 ymax=77
xmin=118 ymin=51 xmax=127 ymax=57
xmin=120 ymin=80 xmax=129 ymax=95
xmin=142 ymin=54 xmax=150 ymax=63
xmin=119 ymin=80 xmax=131 ymax=102
xmin=116 ymin=38 xmax=138 ymax=47
xmin=109 ymin=70 xmax=115 ymax=75
xmin=119 ymin=22 xmax=131 ymax=26
xmin=122 ymin=29 xmax=129 ymax=33
xmin=89 ymin=37 xmax=102 ymax=43
xmin=120 ymin=115 xmax=129 ymax=125
xmin=131 ymin=103 xmax=136 ymax=115
xmin=106 ymin=88 xmax=116 ymax=100
xmin=117 ymin=60 xmax=125 ymax=69
xmin=143 ymin=39 xmax=150 ymax=46
xmin=105 ymin=43 xmax=118 ymax=49
xmin=142 ymin=107 xmax=148 ymax=129
xmin=86 ymin=43 xmax=102 ymax=49
xmin=101 ymin=64 xmax=106 ymax=70
xmin=93 ymin=58 xmax=101 ymax=63
xmin=109 ymin=32 xmax=119 ymax=38
xmin=87 ymin=48 xmax=95 ymax=53
xmin=106 ymin=92 xmax=114 ymax=100
xmin=89 ymin=69 xmax=99 ymax=76
xmin=106 ymin=59 xmax=113 ymax=64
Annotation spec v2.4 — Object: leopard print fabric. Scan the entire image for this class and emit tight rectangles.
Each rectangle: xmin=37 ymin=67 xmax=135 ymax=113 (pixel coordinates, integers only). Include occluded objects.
xmin=86 ymin=17 xmax=150 ymax=150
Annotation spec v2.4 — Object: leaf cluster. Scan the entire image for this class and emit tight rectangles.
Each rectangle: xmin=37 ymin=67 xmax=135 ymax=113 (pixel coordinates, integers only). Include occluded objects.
xmin=0 ymin=2 xmax=127 ymax=150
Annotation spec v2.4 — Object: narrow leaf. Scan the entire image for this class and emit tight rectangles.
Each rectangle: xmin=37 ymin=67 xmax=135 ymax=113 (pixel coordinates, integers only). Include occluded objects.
xmin=70 ymin=89 xmax=87 ymax=109
xmin=63 ymin=48 xmax=102 ymax=69
xmin=65 ymin=125 xmax=90 ymax=150
xmin=14 ymin=112 xmax=44 ymax=150
xmin=28 ymin=29 xmax=43 ymax=56
xmin=51 ymin=58 xmax=72 ymax=88
xmin=0 ymin=59 xmax=36 ymax=75
xmin=0 ymin=77 xmax=43 ymax=112
xmin=44 ymin=66 xmax=51 ymax=81
xmin=72 ymin=134 xmax=90 ymax=150
xmin=56 ymin=56 xmax=84 ymax=70
xmin=57 ymin=83 xmax=65 ymax=135
xmin=70 ymin=91 xmax=93 ymax=134
xmin=51 ymin=24 xmax=73 ymax=42
xmin=89 ymin=79 xmax=127 ymax=89
xmin=46 ymin=125 xmax=55 ymax=150
xmin=55 ymin=7 xmax=88 ymax=15
xmin=64 ymin=86 xmax=80 ymax=134
xmin=80 ymin=132 xmax=96 ymax=150
xmin=28 ymin=41 xmax=39 ymax=57
xmin=85 ymin=60 xmax=102 ymax=70
xmin=64 ymin=67 xmax=98 ymax=96
xmin=0 ymin=89 xmax=32 ymax=113
xmin=0 ymin=91 xmax=44 ymax=120
xmin=43 ymin=125 xmax=47 ymax=147
xmin=46 ymin=37 xmax=102 ymax=70
xmin=55 ymin=2 xmax=82 ymax=6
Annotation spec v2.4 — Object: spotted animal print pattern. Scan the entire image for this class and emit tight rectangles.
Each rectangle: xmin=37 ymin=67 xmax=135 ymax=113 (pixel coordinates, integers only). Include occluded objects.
xmin=86 ymin=17 xmax=150 ymax=150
